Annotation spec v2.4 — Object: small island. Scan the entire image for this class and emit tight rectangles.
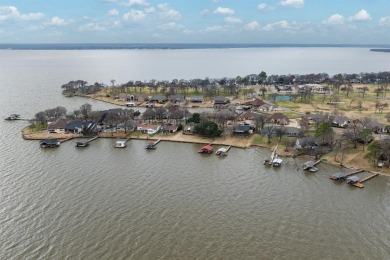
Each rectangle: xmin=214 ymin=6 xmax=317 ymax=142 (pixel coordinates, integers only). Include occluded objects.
xmin=23 ymin=70 xmax=390 ymax=175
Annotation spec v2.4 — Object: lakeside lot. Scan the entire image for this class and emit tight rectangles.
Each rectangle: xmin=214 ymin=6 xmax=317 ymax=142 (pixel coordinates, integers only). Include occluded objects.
xmin=25 ymin=80 xmax=390 ymax=176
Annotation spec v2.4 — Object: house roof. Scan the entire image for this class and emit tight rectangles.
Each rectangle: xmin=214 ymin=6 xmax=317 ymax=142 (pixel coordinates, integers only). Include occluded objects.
xmin=248 ymin=98 xmax=266 ymax=107
xmin=138 ymin=123 xmax=160 ymax=130
xmin=65 ymin=121 xmax=95 ymax=131
xmin=268 ymin=113 xmax=289 ymax=122
xmin=48 ymin=118 xmax=69 ymax=130
xmin=332 ymin=172 xmax=347 ymax=178
xmin=238 ymin=111 xmax=256 ymax=119
xmin=162 ymin=124 xmax=178 ymax=131
xmin=233 ymin=124 xmax=252 ymax=132
xmin=40 ymin=139 xmax=59 ymax=145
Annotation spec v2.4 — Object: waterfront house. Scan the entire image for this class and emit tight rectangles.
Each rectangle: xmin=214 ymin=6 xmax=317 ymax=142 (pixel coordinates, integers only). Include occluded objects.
xmin=232 ymin=124 xmax=253 ymax=135
xmin=137 ymin=123 xmax=161 ymax=135
xmin=161 ymin=124 xmax=179 ymax=134
xmin=47 ymin=118 xmax=69 ymax=133
xmin=64 ymin=120 xmax=96 ymax=134
xmin=268 ymin=113 xmax=290 ymax=125
xmin=295 ymin=137 xmax=318 ymax=150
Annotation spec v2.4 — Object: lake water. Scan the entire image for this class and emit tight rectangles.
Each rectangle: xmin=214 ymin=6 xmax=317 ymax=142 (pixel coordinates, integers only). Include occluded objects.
xmin=1 ymin=48 xmax=390 ymax=259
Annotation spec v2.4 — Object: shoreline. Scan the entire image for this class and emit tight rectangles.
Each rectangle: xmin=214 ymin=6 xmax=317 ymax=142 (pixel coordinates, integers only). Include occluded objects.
xmin=22 ymin=126 xmax=390 ymax=177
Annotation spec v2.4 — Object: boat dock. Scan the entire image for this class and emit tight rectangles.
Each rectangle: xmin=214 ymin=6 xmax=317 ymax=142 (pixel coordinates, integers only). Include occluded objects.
xmin=153 ymin=139 xmax=161 ymax=146
xmin=216 ymin=146 xmax=231 ymax=156
xmin=60 ymin=136 xmax=75 ymax=143
xmin=85 ymin=136 xmax=99 ymax=144
xmin=352 ymin=173 xmax=380 ymax=188
xmin=76 ymin=136 xmax=99 ymax=147
xmin=345 ymin=169 xmax=365 ymax=177
xmin=303 ymin=160 xmax=321 ymax=171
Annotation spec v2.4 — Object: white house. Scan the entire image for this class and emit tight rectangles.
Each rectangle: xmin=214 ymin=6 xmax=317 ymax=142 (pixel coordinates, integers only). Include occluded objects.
xmin=137 ymin=124 xmax=161 ymax=135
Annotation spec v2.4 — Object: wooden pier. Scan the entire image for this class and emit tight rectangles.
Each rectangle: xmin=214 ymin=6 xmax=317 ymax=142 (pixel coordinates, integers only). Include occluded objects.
xmin=345 ymin=169 xmax=365 ymax=177
xmin=153 ymin=139 xmax=161 ymax=146
xmin=85 ymin=136 xmax=99 ymax=144
xmin=353 ymin=173 xmax=379 ymax=188
xmin=60 ymin=137 xmax=75 ymax=143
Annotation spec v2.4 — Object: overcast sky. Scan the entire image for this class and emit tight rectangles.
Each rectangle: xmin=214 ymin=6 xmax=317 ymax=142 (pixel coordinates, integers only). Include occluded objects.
xmin=1 ymin=0 xmax=390 ymax=44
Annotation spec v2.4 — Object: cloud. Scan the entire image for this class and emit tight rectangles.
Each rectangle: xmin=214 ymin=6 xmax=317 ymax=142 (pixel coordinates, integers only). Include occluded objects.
xmin=263 ymin=20 xmax=297 ymax=31
xmin=214 ymin=7 xmax=235 ymax=16
xmin=379 ymin=17 xmax=390 ymax=26
xmin=123 ymin=9 xmax=146 ymax=22
xmin=108 ymin=9 xmax=119 ymax=16
xmin=323 ymin=14 xmax=345 ymax=25
xmin=225 ymin=17 xmax=242 ymax=24
xmin=46 ymin=17 xmax=70 ymax=26
xmin=158 ymin=22 xmax=184 ymax=30
xmin=101 ymin=0 xmax=117 ymax=2
xmin=144 ymin=7 xmax=155 ymax=13
xmin=122 ymin=0 xmax=148 ymax=7
xmin=257 ymin=3 xmax=267 ymax=11
xmin=280 ymin=0 xmax=304 ymax=8
xmin=349 ymin=9 xmax=371 ymax=22
xmin=203 ymin=25 xmax=225 ymax=32
xmin=158 ymin=4 xmax=181 ymax=20
xmin=0 ymin=6 xmax=44 ymax=21
xmin=244 ymin=21 xmax=261 ymax=31
xmin=77 ymin=22 xmax=105 ymax=32
xmin=201 ymin=9 xmax=209 ymax=16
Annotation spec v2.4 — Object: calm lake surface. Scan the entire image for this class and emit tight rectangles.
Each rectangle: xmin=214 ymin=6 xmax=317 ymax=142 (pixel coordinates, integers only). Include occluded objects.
xmin=1 ymin=48 xmax=390 ymax=259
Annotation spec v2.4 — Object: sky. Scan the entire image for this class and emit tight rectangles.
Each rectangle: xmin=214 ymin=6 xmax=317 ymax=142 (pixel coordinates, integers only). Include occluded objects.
xmin=0 ymin=0 xmax=390 ymax=44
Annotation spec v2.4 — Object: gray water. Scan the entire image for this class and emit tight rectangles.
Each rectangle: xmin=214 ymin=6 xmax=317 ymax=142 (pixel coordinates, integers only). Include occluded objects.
xmin=1 ymin=48 xmax=390 ymax=259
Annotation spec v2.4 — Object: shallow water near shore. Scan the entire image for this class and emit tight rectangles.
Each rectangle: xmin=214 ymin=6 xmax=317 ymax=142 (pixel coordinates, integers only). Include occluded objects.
xmin=1 ymin=48 xmax=390 ymax=259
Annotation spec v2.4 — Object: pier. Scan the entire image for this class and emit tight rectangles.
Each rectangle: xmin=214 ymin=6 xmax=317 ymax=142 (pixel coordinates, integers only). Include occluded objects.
xmin=60 ymin=136 xmax=75 ymax=143
xmin=352 ymin=173 xmax=380 ymax=188
xmin=216 ymin=146 xmax=231 ymax=156
xmin=344 ymin=169 xmax=365 ymax=177
xmin=153 ymin=139 xmax=161 ymax=146
xmin=85 ymin=136 xmax=99 ymax=144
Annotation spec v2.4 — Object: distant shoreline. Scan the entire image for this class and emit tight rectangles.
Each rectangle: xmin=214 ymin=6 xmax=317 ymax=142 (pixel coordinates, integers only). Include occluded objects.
xmin=1 ymin=43 xmax=390 ymax=50
xmin=370 ymin=49 xmax=390 ymax=53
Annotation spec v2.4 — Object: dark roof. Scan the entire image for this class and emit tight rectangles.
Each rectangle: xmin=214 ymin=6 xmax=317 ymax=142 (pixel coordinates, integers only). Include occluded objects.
xmin=247 ymin=98 xmax=266 ymax=107
xmin=233 ymin=124 xmax=252 ymax=132
xmin=40 ymin=139 xmax=59 ymax=145
xmin=65 ymin=121 xmax=95 ymax=131
xmin=332 ymin=172 xmax=347 ymax=178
